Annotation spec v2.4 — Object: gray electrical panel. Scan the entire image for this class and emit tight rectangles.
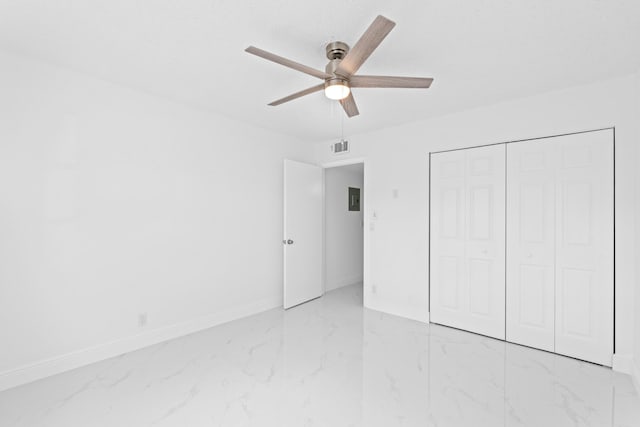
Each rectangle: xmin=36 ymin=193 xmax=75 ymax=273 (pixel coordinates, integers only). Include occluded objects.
xmin=348 ymin=187 xmax=361 ymax=211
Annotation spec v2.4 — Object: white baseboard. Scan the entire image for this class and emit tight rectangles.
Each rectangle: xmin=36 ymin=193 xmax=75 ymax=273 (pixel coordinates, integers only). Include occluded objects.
xmin=0 ymin=295 xmax=281 ymax=392
xmin=612 ymin=353 xmax=634 ymax=374
xmin=365 ymin=296 xmax=429 ymax=324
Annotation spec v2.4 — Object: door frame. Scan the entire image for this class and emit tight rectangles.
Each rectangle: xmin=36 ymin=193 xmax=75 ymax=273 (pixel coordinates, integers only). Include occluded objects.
xmin=428 ymin=127 xmax=616 ymax=357
xmin=321 ymin=157 xmax=368 ymax=303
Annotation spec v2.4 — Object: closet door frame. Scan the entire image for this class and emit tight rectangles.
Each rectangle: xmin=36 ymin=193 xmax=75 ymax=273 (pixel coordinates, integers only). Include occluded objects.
xmin=428 ymin=127 xmax=615 ymax=365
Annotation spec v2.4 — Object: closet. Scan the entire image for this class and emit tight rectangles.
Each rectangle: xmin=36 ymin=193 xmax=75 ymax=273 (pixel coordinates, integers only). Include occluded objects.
xmin=429 ymin=129 xmax=614 ymax=366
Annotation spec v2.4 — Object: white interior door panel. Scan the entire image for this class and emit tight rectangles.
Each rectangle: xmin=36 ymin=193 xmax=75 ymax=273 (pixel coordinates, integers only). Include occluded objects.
xmin=430 ymin=145 xmax=506 ymax=339
xmin=506 ymin=140 xmax=556 ymax=352
xmin=283 ymin=159 xmax=323 ymax=309
xmin=430 ymin=151 xmax=466 ymax=328
xmin=554 ymin=130 xmax=613 ymax=366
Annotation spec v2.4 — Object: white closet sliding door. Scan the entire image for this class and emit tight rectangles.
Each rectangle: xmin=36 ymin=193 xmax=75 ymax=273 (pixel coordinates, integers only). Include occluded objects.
xmin=554 ymin=131 xmax=613 ymax=366
xmin=430 ymin=144 xmax=506 ymax=340
xmin=506 ymin=129 xmax=613 ymax=366
xmin=506 ymin=140 xmax=556 ymax=352
xmin=431 ymin=130 xmax=613 ymax=366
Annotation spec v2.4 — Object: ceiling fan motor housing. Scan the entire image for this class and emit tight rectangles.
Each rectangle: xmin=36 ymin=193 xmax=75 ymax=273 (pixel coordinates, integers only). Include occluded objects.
xmin=325 ymin=59 xmax=345 ymax=76
xmin=325 ymin=42 xmax=350 ymax=83
xmin=325 ymin=54 xmax=350 ymax=96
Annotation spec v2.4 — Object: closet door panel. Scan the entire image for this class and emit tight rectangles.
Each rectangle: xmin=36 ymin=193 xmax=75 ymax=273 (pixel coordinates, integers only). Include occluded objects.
xmin=430 ymin=145 xmax=505 ymax=339
xmin=430 ymin=151 xmax=467 ymax=329
xmin=555 ymin=130 xmax=613 ymax=366
xmin=465 ymin=146 xmax=506 ymax=339
xmin=506 ymin=141 xmax=555 ymax=351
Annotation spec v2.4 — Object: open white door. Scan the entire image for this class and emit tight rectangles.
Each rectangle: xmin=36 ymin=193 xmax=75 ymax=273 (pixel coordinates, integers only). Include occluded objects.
xmin=283 ymin=159 xmax=323 ymax=309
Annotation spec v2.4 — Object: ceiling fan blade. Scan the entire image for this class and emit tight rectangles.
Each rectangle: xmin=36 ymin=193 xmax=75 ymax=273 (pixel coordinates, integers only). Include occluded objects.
xmin=245 ymin=46 xmax=332 ymax=80
xmin=350 ymin=75 xmax=434 ymax=88
xmin=334 ymin=15 xmax=396 ymax=78
xmin=268 ymin=83 xmax=325 ymax=106
xmin=339 ymin=92 xmax=360 ymax=118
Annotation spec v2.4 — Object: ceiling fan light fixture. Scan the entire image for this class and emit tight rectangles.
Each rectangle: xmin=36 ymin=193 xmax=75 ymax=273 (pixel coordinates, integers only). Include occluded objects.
xmin=324 ymin=78 xmax=350 ymax=100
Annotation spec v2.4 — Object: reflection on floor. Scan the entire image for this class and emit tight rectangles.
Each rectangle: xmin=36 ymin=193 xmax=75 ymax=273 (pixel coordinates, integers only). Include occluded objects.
xmin=0 ymin=283 xmax=638 ymax=426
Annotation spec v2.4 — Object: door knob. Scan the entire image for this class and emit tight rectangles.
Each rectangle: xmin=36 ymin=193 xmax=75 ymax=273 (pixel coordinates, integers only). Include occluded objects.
xmin=283 ymin=239 xmax=294 ymax=245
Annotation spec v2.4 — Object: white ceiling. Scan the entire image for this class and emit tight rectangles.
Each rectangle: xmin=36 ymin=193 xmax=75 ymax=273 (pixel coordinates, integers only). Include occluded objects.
xmin=1 ymin=1 xmax=639 ymax=142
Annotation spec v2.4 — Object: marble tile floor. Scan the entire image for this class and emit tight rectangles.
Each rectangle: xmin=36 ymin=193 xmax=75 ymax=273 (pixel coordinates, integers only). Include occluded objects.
xmin=0 ymin=283 xmax=639 ymax=427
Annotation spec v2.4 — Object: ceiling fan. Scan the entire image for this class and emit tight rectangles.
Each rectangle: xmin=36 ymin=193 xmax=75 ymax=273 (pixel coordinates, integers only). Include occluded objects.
xmin=245 ymin=15 xmax=433 ymax=118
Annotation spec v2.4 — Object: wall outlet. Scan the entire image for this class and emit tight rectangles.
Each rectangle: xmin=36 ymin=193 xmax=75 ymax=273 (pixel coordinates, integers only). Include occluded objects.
xmin=138 ymin=313 xmax=148 ymax=328
xmin=371 ymin=285 xmax=377 ymax=294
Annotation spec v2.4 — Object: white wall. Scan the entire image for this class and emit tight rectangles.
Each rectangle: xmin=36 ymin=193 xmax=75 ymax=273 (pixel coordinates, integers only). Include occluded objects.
xmin=0 ymin=51 xmax=314 ymax=391
xmin=314 ymin=72 xmax=640 ymax=369
xmin=325 ymin=165 xmax=364 ymax=291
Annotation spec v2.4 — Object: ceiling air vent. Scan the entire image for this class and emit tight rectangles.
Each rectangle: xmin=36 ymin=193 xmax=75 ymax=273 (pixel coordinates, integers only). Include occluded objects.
xmin=331 ymin=139 xmax=349 ymax=154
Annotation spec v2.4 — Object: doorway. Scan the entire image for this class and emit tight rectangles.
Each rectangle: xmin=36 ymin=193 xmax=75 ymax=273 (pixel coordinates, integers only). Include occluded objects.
xmin=324 ymin=162 xmax=365 ymax=303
